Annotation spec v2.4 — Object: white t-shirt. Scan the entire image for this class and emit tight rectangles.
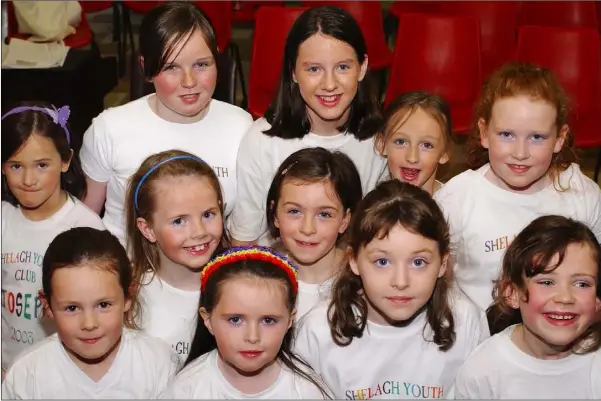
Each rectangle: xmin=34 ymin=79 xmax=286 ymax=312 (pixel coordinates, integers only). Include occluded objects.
xmin=454 ymin=325 xmax=600 ymax=399
xmin=1 ymin=328 xmax=181 ymax=399
xmin=138 ymin=272 xmax=199 ymax=361
xmin=160 ymin=349 xmax=330 ymax=399
xmin=80 ymin=95 xmax=253 ymax=245
xmin=434 ymin=163 xmax=601 ymax=311
xmin=228 ymin=118 xmax=387 ymax=244
xmin=295 ymin=278 xmax=334 ymax=323
xmin=294 ymin=288 xmax=490 ymax=399
xmin=1 ymin=197 xmax=104 ymax=370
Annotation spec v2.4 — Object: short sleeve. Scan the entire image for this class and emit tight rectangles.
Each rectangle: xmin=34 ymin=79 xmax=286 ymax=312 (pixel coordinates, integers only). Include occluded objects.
xmin=453 ymin=364 xmax=494 ymax=399
xmin=228 ymin=121 xmax=269 ymax=241
xmin=79 ymin=113 xmax=113 ymax=183
xmin=585 ymin=184 xmax=601 ymax=243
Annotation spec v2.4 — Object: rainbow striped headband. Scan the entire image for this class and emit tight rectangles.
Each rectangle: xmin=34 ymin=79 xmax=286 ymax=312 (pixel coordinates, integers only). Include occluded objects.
xmin=201 ymin=246 xmax=299 ymax=293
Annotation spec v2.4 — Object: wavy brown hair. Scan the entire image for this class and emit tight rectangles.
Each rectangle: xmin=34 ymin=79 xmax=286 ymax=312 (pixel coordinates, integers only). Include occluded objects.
xmin=467 ymin=62 xmax=576 ymax=178
xmin=328 ymin=180 xmax=455 ymax=350
xmin=125 ymin=150 xmax=230 ymax=307
xmin=487 ymin=215 xmax=601 ymax=353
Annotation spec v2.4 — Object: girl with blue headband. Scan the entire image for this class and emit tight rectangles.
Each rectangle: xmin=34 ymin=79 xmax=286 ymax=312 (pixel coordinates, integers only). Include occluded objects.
xmin=1 ymin=102 xmax=104 ymax=376
xmin=125 ymin=149 xmax=230 ymax=365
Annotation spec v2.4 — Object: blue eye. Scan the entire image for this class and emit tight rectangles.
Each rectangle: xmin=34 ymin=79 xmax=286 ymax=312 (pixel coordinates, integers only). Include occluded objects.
xmin=499 ymin=131 xmax=513 ymax=139
xmin=287 ymin=208 xmax=300 ymax=215
xmin=228 ymin=316 xmax=243 ymax=325
xmin=172 ymin=218 xmax=184 ymax=226
xmin=531 ymin=134 xmax=547 ymax=141
xmin=202 ymin=211 xmax=216 ymax=219
xmin=337 ymin=64 xmax=350 ymax=71
xmin=65 ymin=305 xmax=77 ymax=312
xmin=394 ymin=139 xmax=407 ymax=146
xmin=374 ymin=258 xmax=389 ymax=268
xmin=411 ymin=258 xmax=427 ymax=269
xmin=318 ymin=211 xmax=332 ymax=218
xmin=421 ymin=142 xmax=434 ymax=150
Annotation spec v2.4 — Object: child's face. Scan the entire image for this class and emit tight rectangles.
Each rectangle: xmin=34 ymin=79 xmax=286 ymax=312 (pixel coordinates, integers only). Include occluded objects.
xmin=137 ymin=175 xmax=223 ymax=271
xmin=379 ymin=108 xmax=449 ymax=195
xmin=274 ymin=180 xmax=350 ymax=269
xmin=350 ymin=224 xmax=447 ymax=325
xmin=479 ymin=95 xmax=568 ymax=194
xmin=293 ymin=33 xmax=368 ymax=134
xmin=201 ymin=277 xmax=293 ymax=376
xmin=150 ymin=29 xmax=218 ymax=123
xmin=2 ymin=134 xmax=70 ymax=216
xmin=47 ymin=264 xmax=130 ymax=363
xmin=511 ymin=243 xmax=601 ymax=356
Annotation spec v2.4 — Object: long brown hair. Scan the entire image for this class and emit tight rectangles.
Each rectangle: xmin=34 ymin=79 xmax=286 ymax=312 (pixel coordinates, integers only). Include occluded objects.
xmin=467 ymin=62 xmax=576 ymax=176
xmin=328 ymin=180 xmax=455 ymax=350
xmin=487 ymin=215 xmax=601 ymax=353
xmin=125 ymin=150 xmax=230 ymax=301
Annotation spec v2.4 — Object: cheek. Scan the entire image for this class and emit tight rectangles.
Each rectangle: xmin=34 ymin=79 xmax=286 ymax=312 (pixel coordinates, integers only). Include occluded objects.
xmin=153 ymin=74 xmax=179 ymax=97
xmin=198 ymin=68 xmax=218 ymax=88
xmin=520 ymin=287 xmax=547 ymax=318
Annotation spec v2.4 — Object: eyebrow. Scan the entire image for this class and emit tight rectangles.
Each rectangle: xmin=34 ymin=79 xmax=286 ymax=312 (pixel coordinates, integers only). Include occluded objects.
xmin=281 ymin=201 xmax=339 ymax=211
xmin=7 ymin=158 xmax=53 ymax=163
xmin=166 ymin=206 xmax=219 ymax=219
xmin=392 ymin=132 xmax=442 ymax=142
xmin=165 ymin=56 xmax=214 ymax=65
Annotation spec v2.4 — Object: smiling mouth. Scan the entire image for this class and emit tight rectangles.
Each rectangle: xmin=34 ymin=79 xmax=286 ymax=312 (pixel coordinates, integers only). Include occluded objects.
xmin=184 ymin=242 xmax=211 ymax=255
xmin=400 ymin=168 xmax=420 ymax=182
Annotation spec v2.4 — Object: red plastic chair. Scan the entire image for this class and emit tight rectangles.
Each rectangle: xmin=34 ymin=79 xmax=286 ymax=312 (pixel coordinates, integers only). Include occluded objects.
xmin=385 ymin=13 xmax=482 ymax=134
xmin=519 ymin=1 xmax=598 ymax=29
xmin=388 ymin=1 xmax=442 ymax=19
xmin=6 ymin=1 xmax=93 ymax=48
xmin=440 ymin=1 xmax=521 ymax=80
xmin=232 ymin=1 xmax=284 ymax=23
xmin=248 ymin=6 xmax=307 ymax=119
xmin=301 ymin=1 xmax=392 ymax=70
xmin=516 ymin=25 xmax=601 ymax=180
xmin=79 ymin=1 xmax=113 ymax=14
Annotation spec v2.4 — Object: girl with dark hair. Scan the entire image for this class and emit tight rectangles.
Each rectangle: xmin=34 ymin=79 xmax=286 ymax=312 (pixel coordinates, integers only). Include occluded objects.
xmin=266 ymin=147 xmax=362 ymax=320
xmin=162 ymin=246 xmax=332 ymax=399
xmin=80 ymin=1 xmax=253 ymax=245
xmin=1 ymin=227 xmax=179 ymax=398
xmin=456 ymin=215 xmax=601 ymax=399
xmin=294 ymin=180 xmax=489 ymax=399
xmin=229 ymin=5 xmax=387 ymax=246
xmin=376 ymin=91 xmax=454 ymax=195
xmin=1 ymin=102 xmax=104 ymax=374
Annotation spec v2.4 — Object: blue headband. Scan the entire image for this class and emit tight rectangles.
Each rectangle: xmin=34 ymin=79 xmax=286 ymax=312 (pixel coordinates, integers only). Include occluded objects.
xmin=134 ymin=155 xmax=205 ymax=212
xmin=1 ymin=105 xmax=71 ymax=145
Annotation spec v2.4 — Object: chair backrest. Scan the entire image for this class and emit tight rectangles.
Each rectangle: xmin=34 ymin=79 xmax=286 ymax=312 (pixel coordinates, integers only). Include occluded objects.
xmin=440 ymin=1 xmax=521 ymax=79
xmin=130 ymin=51 xmax=238 ymax=106
xmin=195 ymin=1 xmax=232 ymax=52
xmin=249 ymin=6 xmax=306 ymax=111
xmin=516 ymin=25 xmax=601 ymax=116
xmin=385 ymin=13 xmax=482 ymax=107
xmin=389 ymin=1 xmax=442 ymax=19
xmin=300 ymin=1 xmax=391 ymax=69
xmin=79 ymin=1 xmax=114 ymax=14
xmin=519 ymin=1 xmax=597 ymax=29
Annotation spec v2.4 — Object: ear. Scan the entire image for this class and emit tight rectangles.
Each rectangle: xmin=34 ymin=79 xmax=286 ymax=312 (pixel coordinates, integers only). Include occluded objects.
xmin=136 ymin=217 xmax=156 ymax=243
xmin=339 ymin=209 xmax=351 ymax=235
xmin=375 ymin=133 xmax=387 ymax=157
xmin=438 ymin=151 xmax=450 ymax=165
xmin=271 ymin=200 xmax=280 ymax=229
xmin=358 ymin=55 xmax=369 ymax=82
xmin=504 ymin=281 xmax=521 ymax=310
xmin=40 ymin=293 xmax=54 ymax=319
xmin=478 ymin=118 xmax=490 ymax=149
xmin=292 ymin=70 xmax=298 ymax=84
xmin=288 ymin=308 xmax=296 ymax=330
xmin=123 ymin=297 xmax=132 ymax=313
xmin=61 ymin=149 xmax=73 ymax=173
xmin=554 ymin=124 xmax=569 ymax=153
xmin=438 ymin=253 xmax=449 ymax=278
xmin=199 ymin=307 xmax=214 ymax=335
xmin=348 ymin=247 xmax=360 ymax=276
xmin=595 ymin=297 xmax=601 ymax=315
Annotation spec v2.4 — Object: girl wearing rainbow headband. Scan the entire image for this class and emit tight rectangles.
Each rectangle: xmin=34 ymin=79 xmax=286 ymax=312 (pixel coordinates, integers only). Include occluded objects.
xmin=161 ymin=246 xmax=332 ymax=399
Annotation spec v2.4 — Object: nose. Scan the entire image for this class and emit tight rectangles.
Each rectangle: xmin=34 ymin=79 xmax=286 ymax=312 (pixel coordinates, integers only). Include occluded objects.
xmin=553 ymin=283 xmax=576 ymax=305
xmin=181 ymin=68 xmax=197 ymax=89
xmin=81 ymin=310 xmax=99 ymax=331
xmin=22 ymin=168 xmax=36 ymax=187
xmin=390 ymin=265 xmax=410 ymax=290
xmin=244 ymin=322 xmax=260 ymax=344
xmin=190 ymin=219 xmax=207 ymax=239
xmin=512 ymin=139 xmax=530 ymax=161
xmin=321 ymin=69 xmax=337 ymax=92
xmin=406 ymin=143 xmax=420 ymax=164
xmin=300 ymin=215 xmax=316 ymax=236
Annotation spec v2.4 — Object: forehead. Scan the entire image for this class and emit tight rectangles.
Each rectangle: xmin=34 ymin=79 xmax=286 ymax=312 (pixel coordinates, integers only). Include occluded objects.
xmin=296 ymin=33 xmax=358 ymax=63
xmin=279 ymin=179 xmax=342 ymax=208
xmin=8 ymin=134 xmax=60 ymax=161
xmin=166 ymin=29 xmax=212 ymax=62
xmin=152 ymin=174 xmax=218 ymax=205
xmin=388 ymin=108 xmax=444 ymax=139
xmin=490 ymin=95 xmax=557 ymax=131
xmin=215 ymin=277 xmax=291 ymax=314
xmin=50 ymin=265 xmax=122 ymax=299
xmin=541 ymin=243 xmax=598 ymax=278
xmin=362 ymin=224 xmax=440 ymax=255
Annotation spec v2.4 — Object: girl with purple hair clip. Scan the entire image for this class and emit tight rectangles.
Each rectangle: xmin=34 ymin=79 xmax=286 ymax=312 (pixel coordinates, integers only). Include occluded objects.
xmin=1 ymin=101 xmax=104 ymax=377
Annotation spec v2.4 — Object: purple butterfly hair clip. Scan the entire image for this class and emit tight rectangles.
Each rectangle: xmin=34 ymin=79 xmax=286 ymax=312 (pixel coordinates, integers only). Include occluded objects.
xmin=1 ymin=104 xmax=72 ymax=145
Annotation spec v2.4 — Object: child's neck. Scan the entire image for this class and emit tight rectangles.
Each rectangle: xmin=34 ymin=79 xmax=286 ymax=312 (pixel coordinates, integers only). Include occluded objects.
xmin=485 ymin=166 xmax=553 ymax=194
xmin=157 ymin=256 xmax=202 ymax=291
xmin=296 ymin=247 xmax=344 ymax=284
xmin=217 ymin=351 xmax=281 ymax=394
xmin=512 ymin=323 xmax=574 ymax=360
xmin=63 ymin=334 xmax=122 ymax=382
xmin=308 ymin=109 xmax=349 ymax=137
xmin=20 ymin=189 xmax=67 ymax=221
